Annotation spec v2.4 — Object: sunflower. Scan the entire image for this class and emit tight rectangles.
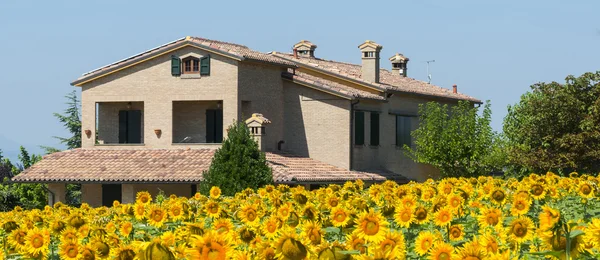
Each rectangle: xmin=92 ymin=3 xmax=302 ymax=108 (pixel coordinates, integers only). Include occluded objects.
xmin=300 ymin=221 xmax=324 ymax=246
xmin=275 ymin=228 xmax=310 ymax=260
xmin=257 ymin=242 xmax=277 ymax=260
xmin=262 ymin=216 xmax=281 ymax=240
xmin=448 ymin=224 xmax=465 ymax=241
xmin=59 ymin=240 xmax=80 ymax=260
xmin=326 ymin=195 xmax=341 ymax=208
xmin=91 ymin=237 xmax=112 ymax=259
xmin=510 ymin=197 xmax=531 ymax=216
xmin=136 ymin=191 xmax=152 ymax=205
xmin=301 ymin=203 xmax=318 ymax=220
xmin=578 ymin=181 xmax=594 ymax=198
xmin=529 ymin=183 xmax=546 ymax=200
xmin=120 ymin=221 xmax=133 ymax=237
xmin=394 ymin=206 xmax=414 ymax=228
xmin=277 ymin=202 xmax=293 ymax=221
xmin=213 ymin=218 xmax=235 ymax=238
xmin=413 ymin=206 xmax=430 ymax=224
xmin=23 ymin=227 xmax=50 ymax=259
xmin=133 ymin=202 xmax=146 ymax=220
xmin=414 ymin=231 xmax=437 ymax=256
xmin=489 ymin=188 xmax=507 ymax=205
xmin=455 ymin=241 xmax=486 ymax=260
xmin=105 ymin=222 xmax=117 ymax=234
xmin=353 ymin=209 xmax=389 ymax=244
xmin=7 ymin=226 xmax=28 ymax=250
xmin=507 ymin=216 xmax=535 ymax=243
xmin=204 ymin=200 xmax=222 ymax=218
xmin=433 ymin=207 xmax=453 ymax=227
xmin=447 ymin=193 xmax=463 ymax=210
xmin=67 ymin=213 xmax=86 ymax=229
xmin=428 ymin=242 xmax=454 ymax=260
xmin=479 ymin=233 xmax=500 ymax=255
xmin=330 ymin=206 xmax=351 ymax=228
xmin=146 ymin=204 xmax=167 ymax=228
xmin=210 ymin=186 xmax=222 ymax=199
xmin=371 ymin=231 xmax=406 ymax=259
xmin=400 ymin=195 xmax=417 ymax=209
xmin=168 ymin=202 xmax=185 ymax=221
xmin=80 ymin=244 xmax=97 ymax=260
xmin=239 ymin=204 xmax=261 ymax=226
xmin=538 ymin=205 xmax=560 ymax=231
xmin=539 ymin=225 xmax=584 ymax=259
xmin=477 ymin=207 xmax=503 ymax=228
xmin=114 ymin=244 xmax=137 ymax=260
xmin=313 ymin=241 xmax=348 ymax=260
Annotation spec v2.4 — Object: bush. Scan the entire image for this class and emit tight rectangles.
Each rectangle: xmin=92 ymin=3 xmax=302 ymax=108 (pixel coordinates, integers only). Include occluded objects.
xmin=199 ymin=121 xmax=273 ymax=196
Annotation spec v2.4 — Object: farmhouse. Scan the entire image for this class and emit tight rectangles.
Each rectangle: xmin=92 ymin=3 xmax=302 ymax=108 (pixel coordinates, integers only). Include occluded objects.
xmin=12 ymin=36 xmax=480 ymax=206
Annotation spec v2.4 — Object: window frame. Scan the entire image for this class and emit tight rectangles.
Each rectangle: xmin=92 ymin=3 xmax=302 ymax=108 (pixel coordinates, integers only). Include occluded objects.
xmin=181 ymin=56 xmax=200 ymax=74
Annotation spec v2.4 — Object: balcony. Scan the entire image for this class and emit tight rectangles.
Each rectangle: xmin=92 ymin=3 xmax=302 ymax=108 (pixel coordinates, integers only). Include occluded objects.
xmin=96 ymin=102 xmax=144 ymax=146
xmin=172 ymin=101 xmax=223 ymax=144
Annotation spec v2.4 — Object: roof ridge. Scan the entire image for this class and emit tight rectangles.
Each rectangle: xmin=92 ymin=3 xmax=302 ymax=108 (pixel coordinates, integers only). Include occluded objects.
xmin=190 ymin=36 xmax=249 ymax=49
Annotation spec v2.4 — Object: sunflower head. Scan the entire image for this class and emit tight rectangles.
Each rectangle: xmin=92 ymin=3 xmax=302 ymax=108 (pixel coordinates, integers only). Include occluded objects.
xmin=275 ymin=229 xmax=309 ymax=260
xmin=59 ymin=240 xmax=80 ymax=260
xmin=448 ymin=224 xmax=465 ymax=241
xmin=353 ymin=210 xmax=389 ymax=244
xmin=415 ymin=231 xmax=437 ymax=256
xmin=428 ymin=242 xmax=454 ymax=260
xmin=433 ymin=207 xmax=453 ymax=227
xmin=508 ymin=216 xmax=535 ymax=243
xmin=136 ymin=191 xmax=152 ymax=205
xmin=209 ymin=186 xmax=222 ymax=199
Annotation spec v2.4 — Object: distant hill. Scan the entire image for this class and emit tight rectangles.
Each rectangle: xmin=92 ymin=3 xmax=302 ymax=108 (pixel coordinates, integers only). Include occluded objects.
xmin=0 ymin=134 xmax=20 ymax=163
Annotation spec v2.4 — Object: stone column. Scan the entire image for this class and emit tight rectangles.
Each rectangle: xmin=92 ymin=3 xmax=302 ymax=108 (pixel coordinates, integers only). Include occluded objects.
xmin=47 ymin=183 xmax=66 ymax=206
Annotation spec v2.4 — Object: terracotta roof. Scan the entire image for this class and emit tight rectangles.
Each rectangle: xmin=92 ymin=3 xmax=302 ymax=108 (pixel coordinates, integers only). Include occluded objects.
xmin=273 ymin=53 xmax=481 ymax=103
xmin=282 ymin=69 xmax=385 ymax=101
xmin=71 ymin=36 xmax=296 ymax=85
xmin=11 ymin=149 xmax=409 ymax=184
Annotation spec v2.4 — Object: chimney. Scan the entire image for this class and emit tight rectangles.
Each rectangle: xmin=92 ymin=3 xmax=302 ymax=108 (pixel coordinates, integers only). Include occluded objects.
xmin=389 ymin=53 xmax=409 ymax=77
xmin=293 ymin=40 xmax=317 ymax=58
xmin=358 ymin=40 xmax=383 ymax=83
xmin=245 ymin=113 xmax=271 ymax=151
xmin=453 ymin=84 xmax=457 ymax=94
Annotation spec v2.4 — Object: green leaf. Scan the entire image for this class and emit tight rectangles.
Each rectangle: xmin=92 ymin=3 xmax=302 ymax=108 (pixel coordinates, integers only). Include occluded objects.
xmin=324 ymin=227 xmax=340 ymax=234
xmin=338 ymin=250 xmax=361 ymax=255
xmin=569 ymin=229 xmax=584 ymax=239
xmin=528 ymin=250 xmax=563 ymax=258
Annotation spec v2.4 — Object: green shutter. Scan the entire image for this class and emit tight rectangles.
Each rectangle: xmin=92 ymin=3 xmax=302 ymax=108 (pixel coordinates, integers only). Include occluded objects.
xmin=200 ymin=55 xmax=210 ymax=75
xmin=396 ymin=116 xmax=412 ymax=147
xmin=403 ymin=117 xmax=412 ymax=147
xmin=355 ymin=112 xmax=364 ymax=145
xmin=171 ymin=55 xmax=181 ymax=76
xmin=370 ymin=112 xmax=379 ymax=146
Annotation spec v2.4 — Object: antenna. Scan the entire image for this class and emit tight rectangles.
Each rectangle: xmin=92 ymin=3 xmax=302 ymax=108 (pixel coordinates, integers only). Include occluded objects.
xmin=426 ymin=60 xmax=435 ymax=84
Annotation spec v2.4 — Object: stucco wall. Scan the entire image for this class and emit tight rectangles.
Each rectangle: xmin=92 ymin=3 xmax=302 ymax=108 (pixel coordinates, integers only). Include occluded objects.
xmin=282 ymin=80 xmax=351 ymax=169
xmin=80 ymin=46 xmax=238 ymax=149
xmin=237 ymin=63 xmax=286 ymax=152
xmin=172 ymin=101 xmax=220 ymax=143
xmin=97 ymin=102 xmax=144 ymax=144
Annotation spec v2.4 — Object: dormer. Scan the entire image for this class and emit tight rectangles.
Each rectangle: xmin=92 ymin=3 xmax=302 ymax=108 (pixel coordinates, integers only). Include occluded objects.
xmin=389 ymin=53 xmax=409 ymax=77
xmin=293 ymin=40 xmax=317 ymax=58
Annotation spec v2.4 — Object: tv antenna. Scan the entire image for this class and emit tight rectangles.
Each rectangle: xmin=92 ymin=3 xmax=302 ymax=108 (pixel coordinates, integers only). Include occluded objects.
xmin=426 ymin=60 xmax=435 ymax=84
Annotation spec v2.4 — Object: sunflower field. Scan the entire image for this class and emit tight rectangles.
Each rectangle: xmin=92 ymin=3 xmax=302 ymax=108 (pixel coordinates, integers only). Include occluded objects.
xmin=2 ymin=172 xmax=600 ymax=259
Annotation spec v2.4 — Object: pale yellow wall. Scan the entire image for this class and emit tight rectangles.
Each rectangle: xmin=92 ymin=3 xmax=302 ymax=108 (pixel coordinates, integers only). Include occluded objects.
xmin=172 ymin=101 xmax=220 ymax=143
xmin=80 ymin=46 xmax=239 ymax=149
xmin=97 ymin=102 xmax=144 ymax=144
xmin=282 ymin=81 xmax=351 ymax=169
xmin=237 ymin=63 xmax=286 ymax=152
xmin=81 ymin=184 xmax=102 ymax=207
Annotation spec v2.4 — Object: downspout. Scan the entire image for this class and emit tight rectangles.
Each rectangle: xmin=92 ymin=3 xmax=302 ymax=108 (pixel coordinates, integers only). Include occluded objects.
xmin=42 ymin=185 xmax=55 ymax=206
xmin=350 ymin=99 xmax=360 ymax=170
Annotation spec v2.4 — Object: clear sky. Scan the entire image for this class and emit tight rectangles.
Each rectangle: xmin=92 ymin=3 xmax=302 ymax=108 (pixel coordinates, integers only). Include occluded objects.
xmin=0 ymin=0 xmax=598 ymax=162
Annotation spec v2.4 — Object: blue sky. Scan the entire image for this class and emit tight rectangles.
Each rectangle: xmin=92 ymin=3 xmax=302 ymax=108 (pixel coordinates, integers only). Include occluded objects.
xmin=0 ymin=0 xmax=598 ymax=162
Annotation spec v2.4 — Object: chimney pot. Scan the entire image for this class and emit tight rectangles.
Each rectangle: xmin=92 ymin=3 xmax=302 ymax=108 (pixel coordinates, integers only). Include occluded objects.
xmin=453 ymin=84 xmax=457 ymax=94
xmin=358 ymin=40 xmax=383 ymax=83
xmin=293 ymin=40 xmax=317 ymax=58
xmin=293 ymin=48 xmax=298 ymax=59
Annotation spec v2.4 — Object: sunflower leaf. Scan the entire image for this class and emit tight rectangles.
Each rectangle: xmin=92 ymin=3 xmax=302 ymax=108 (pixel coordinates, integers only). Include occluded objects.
xmin=569 ymin=229 xmax=584 ymax=239
xmin=323 ymin=227 xmax=340 ymax=234
xmin=338 ymin=250 xmax=361 ymax=255
xmin=528 ymin=250 xmax=563 ymax=258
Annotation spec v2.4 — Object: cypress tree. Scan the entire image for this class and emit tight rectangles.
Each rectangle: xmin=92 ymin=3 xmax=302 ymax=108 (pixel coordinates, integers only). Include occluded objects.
xmin=200 ymin=121 xmax=273 ymax=196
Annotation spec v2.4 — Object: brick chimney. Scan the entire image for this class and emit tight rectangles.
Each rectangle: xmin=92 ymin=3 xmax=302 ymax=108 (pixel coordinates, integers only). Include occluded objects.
xmin=293 ymin=40 xmax=317 ymax=58
xmin=245 ymin=113 xmax=271 ymax=151
xmin=389 ymin=53 xmax=409 ymax=77
xmin=358 ymin=40 xmax=383 ymax=83
xmin=453 ymin=84 xmax=458 ymax=94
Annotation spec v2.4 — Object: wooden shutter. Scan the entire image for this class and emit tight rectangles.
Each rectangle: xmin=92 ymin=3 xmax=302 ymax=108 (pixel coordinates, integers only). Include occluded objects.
xmin=171 ymin=55 xmax=181 ymax=76
xmin=200 ymin=55 xmax=210 ymax=75
xmin=355 ymin=111 xmax=364 ymax=145
xmin=370 ymin=112 xmax=379 ymax=146
xmin=118 ymin=110 xmax=128 ymax=143
xmin=206 ymin=110 xmax=215 ymax=143
xmin=215 ymin=109 xmax=223 ymax=143
xmin=403 ymin=117 xmax=412 ymax=147
xmin=396 ymin=116 xmax=411 ymax=147
xmin=127 ymin=110 xmax=142 ymax=144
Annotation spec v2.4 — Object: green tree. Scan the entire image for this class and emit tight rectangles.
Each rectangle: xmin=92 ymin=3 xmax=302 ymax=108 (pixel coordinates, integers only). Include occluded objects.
xmin=503 ymin=71 xmax=600 ymax=174
xmin=0 ymin=150 xmax=14 ymax=179
xmin=0 ymin=146 xmax=47 ymax=211
xmin=200 ymin=121 xmax=273 ymax=196
xmin=406 ymin=100 xmax=504 ymax=178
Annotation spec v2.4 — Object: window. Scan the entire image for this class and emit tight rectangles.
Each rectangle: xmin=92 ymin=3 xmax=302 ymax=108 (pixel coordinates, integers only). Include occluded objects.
xmin=396 ymin=116 xmax=412 ymax=147
xmin=393 ymin=63 xmax=402 ymax=68
xmin=355 ymin=111 xmax=365 ymax=145
xmin=182 ymin=57 xmax=200 ymax=74
xmin=364 ymin=52 xmax=375 ymax=58
xmin=370 ymin=112 xmax=379 ymax=146
xmin=118 ymin=110 xmax=142 ymax=144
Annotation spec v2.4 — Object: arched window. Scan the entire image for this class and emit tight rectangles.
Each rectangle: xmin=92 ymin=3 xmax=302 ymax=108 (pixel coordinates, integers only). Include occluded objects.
xmin=182 ymin=56 xmax=200 ymax=74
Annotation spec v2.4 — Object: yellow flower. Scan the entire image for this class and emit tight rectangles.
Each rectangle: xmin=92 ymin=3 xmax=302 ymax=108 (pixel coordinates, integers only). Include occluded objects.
xmin=529 ymin=183 xmax=546 ymax=200
xmin=433 ymin=207 xmax=453 ymax=227
xmin=578 ymin=181 xmax=594 ymax=198
xmin=210 ymin=186 xmax=222 ymax=199
xmin=136 ymin=191 xmax=152 ymax=205
xmin=510 ymin=197 xmax=531 ymax=216
xmin=346 ymin=233 xmax=367 ymax=254
xmin=371 ymin=231 xmax=405 ymax=259
xmin=275 ymin=228 xmax=310 ymax=260
xmin=489 ymin=188 xmax=507 ymax=205
xmin=133 ymin=202 xmax=146 ymax=220
xmin=23 ymin=227 xmax=50 ymax=259
xmin=205 ymin=200 xmax=222 ymax=218
xmin=277 ymin=202 xmax=293 ymax=221
xmin=213 ymin=218 xmax=235 ymax=238
xmin=168 ymin=202 xmax=185 ymax=221
xmin=394 ymin=206 xmax=414 ymax=228
xmin=507 ymin=216 xmax=535 ymax=243
xmin=58 ymin=240 xmax=80 ymax=260
xmin=479 ymin=233 xmax=500 ymax=255
xmin=161 ymin=231 xmax=177 ymax=247
xmin=448 ymin=224 xmax=465 ymax=241
xmin=80 ymin=244 xmax=97 ymax=260
xmin=428 ymin=241 xmax=454 ymax=260
xmin=239 ymin=204 xmax=261 ymax=226
xmin=413 ymin=206 xmax=430 ymax=224
xmin=7 ymin=227 xmax=28 ymax=250
xmin=455 ymin=240 xmax=486 ymax=260
xmin=114 ymin=244 xmax=137 ymax=260
xmin=478 ymin=207 xmax=503 ymax=228
xmin=330 ymin=206 xmax=351 ymax=228
xmin=415 ymin=231 xmax=437 ymax=256
xmin=120 ymin=221 xmax=133 ymax=237
xmin=262 ymin=216 xmax=281 ymax=240
xmin=353 ymin=209 xmax=389 ymax=244
xmin=538 ymin=205 xmax=560 ymax=231
xmin=300 ymin=221 xmax=324 ymax=246
xmin=146 ymin=204 xmax=167 ymax=228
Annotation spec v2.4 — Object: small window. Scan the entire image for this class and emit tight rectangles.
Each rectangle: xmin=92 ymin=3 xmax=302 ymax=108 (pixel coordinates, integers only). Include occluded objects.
xmin=364 ymin=52 xmax=375 ymax=58
xmin=355 ymin=111 xmax=365 ymax=145
xmin=182 ymin=57 xmax=200 ymax=74
xmin=393 ymin=63 xmax=402 ymax=68
xmin=370 ymin=112 xmax=379 ymax=146
xmin=396 ymin=116 xmax=412 ymax=147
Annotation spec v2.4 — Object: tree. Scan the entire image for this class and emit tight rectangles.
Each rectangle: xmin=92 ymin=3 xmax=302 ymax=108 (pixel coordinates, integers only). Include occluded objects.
xmin=405 ymin=100 xmax=504 ymax=178
xmin=0 ymin=146 xmax=47 ymax=210
xmin=504 ymin=71 xmax=600 ymax=174
xmin=200 ymin=121 xmax=273 ymax=196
